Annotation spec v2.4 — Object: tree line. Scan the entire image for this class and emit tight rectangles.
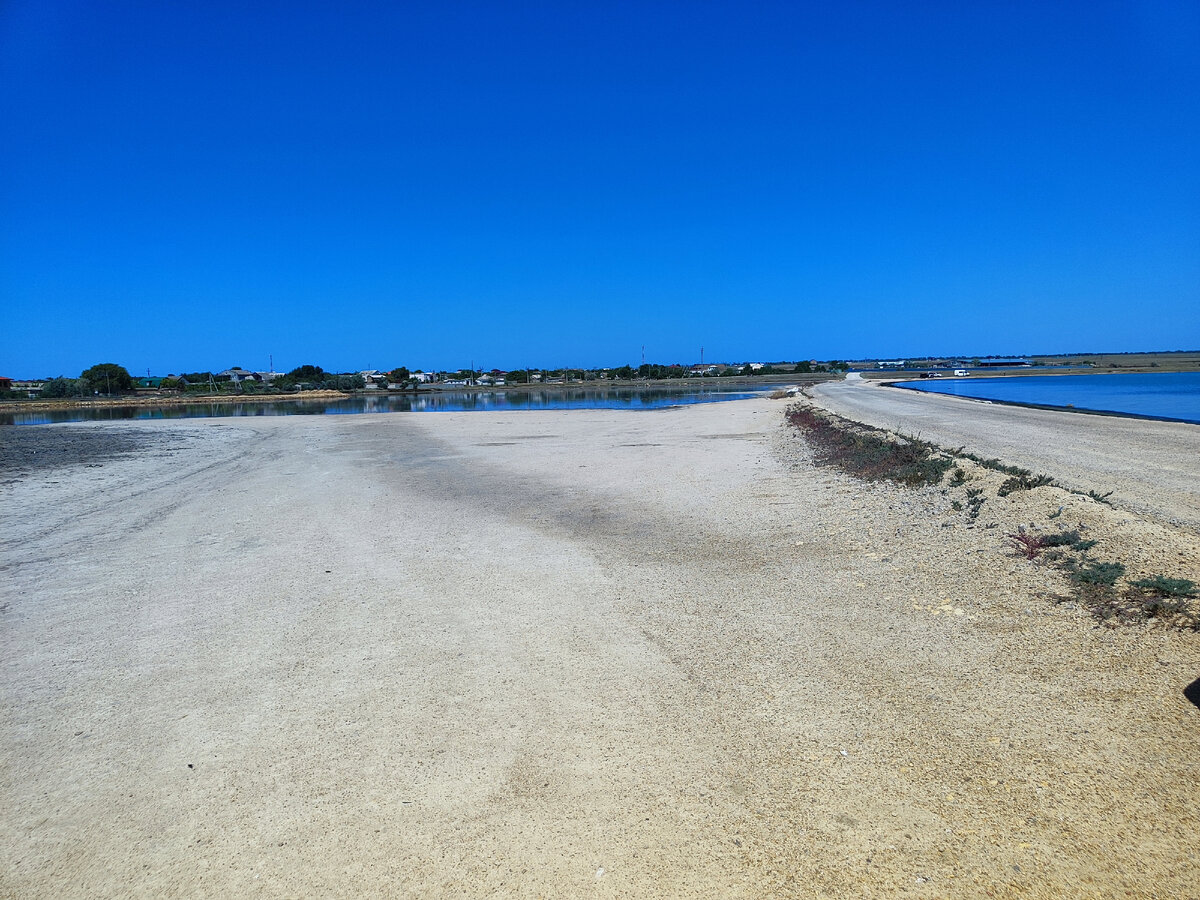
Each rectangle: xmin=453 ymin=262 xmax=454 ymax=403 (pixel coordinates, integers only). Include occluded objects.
xmin=10 ymin=357 xmax=851 ymax=400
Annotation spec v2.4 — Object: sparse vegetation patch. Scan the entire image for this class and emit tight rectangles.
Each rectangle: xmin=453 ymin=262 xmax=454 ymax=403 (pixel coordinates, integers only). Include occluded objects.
xmin=786 ymin=405 xmax=953 ymax=487
xmin=997 ymin=472 xmax=1055 ymax=496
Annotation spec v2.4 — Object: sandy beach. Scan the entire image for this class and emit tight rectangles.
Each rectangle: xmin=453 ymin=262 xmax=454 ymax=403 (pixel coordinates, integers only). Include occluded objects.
xmin=2 ymin=396 xmax=1199 ymax=898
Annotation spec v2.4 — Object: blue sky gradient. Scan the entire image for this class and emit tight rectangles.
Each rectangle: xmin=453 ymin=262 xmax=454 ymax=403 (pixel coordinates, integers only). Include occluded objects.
xmin=2 ymin=1 xmax=1198 ymax=377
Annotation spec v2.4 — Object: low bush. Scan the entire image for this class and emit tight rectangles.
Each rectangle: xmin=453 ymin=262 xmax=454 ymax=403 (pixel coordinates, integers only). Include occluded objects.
xmin=998 ymin=473 xmax=1054 ymax=496
xmin=1007 ymin=530 xmax=1048 ymax=559
xmin=1130 ymin=575 xmax=1197 ymax=598
xmin=958 ymin=453 xmax=1032 ymax=477
xmin=1068 ymin=560 xmax=1126 ymax=587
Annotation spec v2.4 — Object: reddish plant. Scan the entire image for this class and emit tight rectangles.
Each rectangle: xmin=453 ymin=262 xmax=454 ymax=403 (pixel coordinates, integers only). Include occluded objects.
xmin=1007 ymin=530 xmax=1048 ymax=560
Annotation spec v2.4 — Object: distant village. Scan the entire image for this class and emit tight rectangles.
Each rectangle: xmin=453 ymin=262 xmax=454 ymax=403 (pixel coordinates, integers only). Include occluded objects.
xmin=0 ymin=355 xmax=1060 ymax=400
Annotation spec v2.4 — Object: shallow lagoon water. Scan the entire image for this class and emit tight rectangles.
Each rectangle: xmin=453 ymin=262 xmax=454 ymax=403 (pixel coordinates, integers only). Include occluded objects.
xmin=3 ymin=384 xmax=769 ymax=426
xmin=896 ymin=372 xmax=1200 ymax=424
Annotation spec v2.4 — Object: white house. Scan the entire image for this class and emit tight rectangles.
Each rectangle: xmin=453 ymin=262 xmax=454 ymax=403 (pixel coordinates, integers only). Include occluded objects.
xmin=218 ymin=367 xmax=259 ymax=383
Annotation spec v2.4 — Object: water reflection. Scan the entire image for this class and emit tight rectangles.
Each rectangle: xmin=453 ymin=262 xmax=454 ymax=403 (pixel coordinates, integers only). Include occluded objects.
xmin=3 ymin=385 xmax=767 ymax=425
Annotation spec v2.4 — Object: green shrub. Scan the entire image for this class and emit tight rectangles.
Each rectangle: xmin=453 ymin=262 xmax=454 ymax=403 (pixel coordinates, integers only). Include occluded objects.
xmin=998 ymin=473 xmax=1054 ymax=496
xmin=1130 ymin=576 xmax=1197 ymax=598
xmin=1069 ymin=560 xmax=1126 ymax=586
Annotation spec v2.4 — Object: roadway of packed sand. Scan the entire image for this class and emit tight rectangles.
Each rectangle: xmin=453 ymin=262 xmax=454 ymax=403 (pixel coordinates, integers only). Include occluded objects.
xmin=1 ymin=397 xmax=1198 ymax=898
xmin=811 ymin=377 xmax=1200 ymax=534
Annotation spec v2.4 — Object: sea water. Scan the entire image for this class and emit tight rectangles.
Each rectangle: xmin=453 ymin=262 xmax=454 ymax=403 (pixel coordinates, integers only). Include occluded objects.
xmin=896 ymin=372 xmax=1200 ymax=424
xmin=2 ymin=383 xmax=770 ymax=426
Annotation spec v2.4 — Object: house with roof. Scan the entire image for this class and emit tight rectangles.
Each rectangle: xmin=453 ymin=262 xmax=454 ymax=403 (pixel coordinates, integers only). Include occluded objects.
xmin=217 ymin=367 xmax=260 ymax=383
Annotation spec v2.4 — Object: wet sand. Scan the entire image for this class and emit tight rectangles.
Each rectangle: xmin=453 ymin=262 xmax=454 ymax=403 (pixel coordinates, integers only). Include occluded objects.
xmin=2 ymin=400 xmax=1198 ymax=898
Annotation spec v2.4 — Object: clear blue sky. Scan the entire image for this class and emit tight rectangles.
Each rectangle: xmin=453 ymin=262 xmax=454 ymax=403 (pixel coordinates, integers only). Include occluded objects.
xmin=2 ymin=1 xmax=1197 ymax=377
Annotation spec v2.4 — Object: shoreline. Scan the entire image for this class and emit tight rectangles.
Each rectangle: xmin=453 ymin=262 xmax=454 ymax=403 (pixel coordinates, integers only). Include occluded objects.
xmin=884 ymin=378 xmax=1200 ymax=426
xmin=0 ymin=375 xmax=832 ymax=422
xmin=810 ymin=378 xmax=1200 ymax=534
xmin=0 ymin=389 xmax=352 ymax=414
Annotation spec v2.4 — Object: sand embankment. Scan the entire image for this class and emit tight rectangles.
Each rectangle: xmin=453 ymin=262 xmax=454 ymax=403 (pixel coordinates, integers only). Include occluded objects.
xmin=812 ymin=378 xmax=1200 ymax=533
xmin=0 ymin=390 xmax=351 ymax=415
xmin=2 ymin=401 xmax=1198 ymax=898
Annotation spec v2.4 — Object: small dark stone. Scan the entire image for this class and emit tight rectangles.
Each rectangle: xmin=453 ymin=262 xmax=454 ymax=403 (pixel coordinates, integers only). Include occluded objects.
xmin=1184 ymin=677 xmax=1200 ymax=710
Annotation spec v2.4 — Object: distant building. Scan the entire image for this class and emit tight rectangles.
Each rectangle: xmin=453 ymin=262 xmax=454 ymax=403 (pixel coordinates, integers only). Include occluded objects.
xmin=977 ymin=358 xmax=1031 ymax=368
xmin=12 ymin=380 xmax=44 ymax=397
xmin=218 ymin=367 xmax=259 ymax=383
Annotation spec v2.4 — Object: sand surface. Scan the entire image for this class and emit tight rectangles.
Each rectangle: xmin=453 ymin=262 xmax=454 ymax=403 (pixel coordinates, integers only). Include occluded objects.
xmin=811 ymin=378 xmax=1200 ymax=533
xmin=2 ymin=399 xmax=1198 ymax=898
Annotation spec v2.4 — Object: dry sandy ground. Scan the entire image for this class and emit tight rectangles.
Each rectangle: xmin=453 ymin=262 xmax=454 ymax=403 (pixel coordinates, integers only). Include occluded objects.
xmin=810 ymin=378 xmax=1200 ymax=534
xmin=2 ymin=398 xmax=1198 ymax=898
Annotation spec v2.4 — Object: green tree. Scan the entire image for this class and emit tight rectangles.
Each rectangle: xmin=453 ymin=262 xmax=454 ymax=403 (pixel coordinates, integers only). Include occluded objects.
xmin=40 ymin=376 xmax=83 ymax=398
xmin=389 ymin=366 xmax=410 ymax=382
xmin=80 ymin=363 xmax=133 ymax=395
xmin=288 ymin=364 xmax=326 ymax=382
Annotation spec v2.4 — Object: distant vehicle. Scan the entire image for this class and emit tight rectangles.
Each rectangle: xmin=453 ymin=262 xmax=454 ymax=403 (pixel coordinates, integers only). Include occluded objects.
xmin=953 ymin=369 xmax=970 ymax=377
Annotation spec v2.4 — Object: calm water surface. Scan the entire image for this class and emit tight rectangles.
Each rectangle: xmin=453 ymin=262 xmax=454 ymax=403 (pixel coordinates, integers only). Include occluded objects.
xmin=896 ymin=372 xmax=1200 ymax=424
xmin=3 ymin=384 xmax=770 ymax=426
